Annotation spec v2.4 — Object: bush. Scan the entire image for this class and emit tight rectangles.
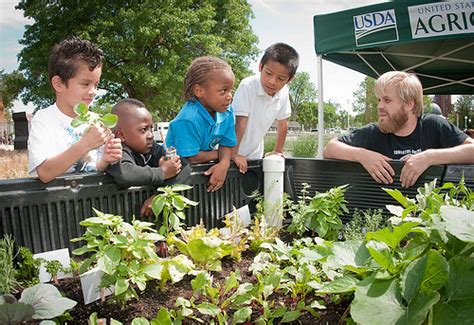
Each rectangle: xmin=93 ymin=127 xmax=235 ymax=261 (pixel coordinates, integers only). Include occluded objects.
xmin=264 ymin=135 xmax=276 ymax=155
xmin=291 ymin=135 xmax=316 ymax=158
xmin=341 ymin=208 xmax=387 ymax=241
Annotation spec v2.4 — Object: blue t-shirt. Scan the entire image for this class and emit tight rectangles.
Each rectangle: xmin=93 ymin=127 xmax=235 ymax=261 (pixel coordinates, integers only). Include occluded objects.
xmin=166 ymin=100 xmax=237 ymax=158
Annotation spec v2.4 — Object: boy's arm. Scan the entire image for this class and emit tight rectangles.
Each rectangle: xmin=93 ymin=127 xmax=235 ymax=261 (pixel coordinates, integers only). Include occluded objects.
xmin=232 ymin=116 xmax=248 ymax=173
xmin=204 ymin=146 xmax=232 ymax=192
xmin=36 ymin=124 xmax=109 ymax=183
xmin=269 ymin=118 xmax=288 ymax=156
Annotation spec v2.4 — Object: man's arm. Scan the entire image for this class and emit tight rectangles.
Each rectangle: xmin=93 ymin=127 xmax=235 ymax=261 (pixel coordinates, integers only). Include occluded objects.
xmin=400 ymin=138 xmax=474 ymax=187
xmin=323 ymin=138 xmax=395 ymax=184
xmin=232 ymin=115 xmax=248 ymax=173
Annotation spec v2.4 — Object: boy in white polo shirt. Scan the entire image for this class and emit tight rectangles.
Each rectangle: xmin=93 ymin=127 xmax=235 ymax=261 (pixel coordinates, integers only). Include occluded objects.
xmin=232 ymin=43 xmax=299 ymax=173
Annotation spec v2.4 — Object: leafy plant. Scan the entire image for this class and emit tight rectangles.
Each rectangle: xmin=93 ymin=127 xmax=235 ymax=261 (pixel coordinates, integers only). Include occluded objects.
xmin=0 ymin=235 xmax=17 ymax=295
xmin=72 ymin=209 xmax=165 ymax=307
xmin=42 ymin=259 xmax=64 ymax=285
xmin=151 ymin=184 xmax=198 ymax=236
xmin=341 ymin=208 xmax=387 ymax=241
xmin=220 ymin=207 xmax=250 ymax=261
xmin=0 ymin=284 xmax=76 ymax=324
xmin=288 ymin=184 xmax=349 ymax=240
xmin=317 ymin=179 xmax=474 ymax=325
xmin=248 ymin=191 xmax=282 ymax=251
xmin=15 ymin=246 xmax=41 ymax=287
xmin=264 ymin=135 xmax=277 ymax=155
xmin=71 ymin=102 xmax=118 ymax=129
xmin=169 ymin=224 xmax=234 ymax=271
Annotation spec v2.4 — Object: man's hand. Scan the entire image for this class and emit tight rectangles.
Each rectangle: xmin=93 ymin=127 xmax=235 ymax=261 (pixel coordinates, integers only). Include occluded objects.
xmin=359 ymin=151 xmax=395 ymax=184
xmin=233 ymin=154 xmax=248 ymax=174
xmin=204 ymin=161 xmax=229 ymax=192
xmin=159 ymin=156 xmax=182 ymax=179
xmin=140 ymin=195 xmax=156 ymax=218
xmin=400 ymin=152 xmax=430 ymax=188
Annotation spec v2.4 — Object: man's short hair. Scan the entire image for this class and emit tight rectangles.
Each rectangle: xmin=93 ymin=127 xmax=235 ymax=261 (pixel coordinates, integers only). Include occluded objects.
xmin=48 ymin=36 xmax=103 ymax=86
xmin=375 ymin=71 xmax=423 ymax=116
xmin=260 ymin=43 xmax=299 ymax=79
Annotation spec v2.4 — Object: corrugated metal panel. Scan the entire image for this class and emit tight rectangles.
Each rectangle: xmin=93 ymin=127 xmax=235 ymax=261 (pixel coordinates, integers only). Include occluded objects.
xmin=0 ymin=161 xmax=263 ymax=253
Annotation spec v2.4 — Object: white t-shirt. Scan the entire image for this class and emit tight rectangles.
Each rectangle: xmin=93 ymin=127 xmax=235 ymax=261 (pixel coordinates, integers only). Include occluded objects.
xmin=28 ymin=103 xmax=100 ymax=176
xmin=233 ymin=74 xmax=291 ymax=159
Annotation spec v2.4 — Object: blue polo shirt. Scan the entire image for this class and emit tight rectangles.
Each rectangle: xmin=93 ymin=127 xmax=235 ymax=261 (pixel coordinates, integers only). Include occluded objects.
xmin=166 ymin=100 xmax=237 ymax=158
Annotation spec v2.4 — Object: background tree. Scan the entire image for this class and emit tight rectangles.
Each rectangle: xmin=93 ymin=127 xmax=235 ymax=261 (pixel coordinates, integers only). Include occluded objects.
xmin=449 ymin=95 xmax=474 ymax=129
xmin=0 ymin=70 xmax=26 ymax=120
xmin=352 ymin=76 xmax=377 ymax=124
xmin=16 ymin=0 xmax=259 ymax=120
xmin=289 ymin=71 xmax=317 ymax=115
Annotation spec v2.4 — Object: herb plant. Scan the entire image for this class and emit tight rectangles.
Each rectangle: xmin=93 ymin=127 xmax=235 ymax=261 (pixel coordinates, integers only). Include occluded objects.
xmin=42 ymin=259 xmax=64 ymax=285
xmin=15 ymin=247 xmax=41 ymax=287
xmin=341 ymin=208 xmax=387 ymax=241
xmin=152 ymin=184 xmax=198 ymax=236
xmin=0 ymin=235 xmax=17 ymax=295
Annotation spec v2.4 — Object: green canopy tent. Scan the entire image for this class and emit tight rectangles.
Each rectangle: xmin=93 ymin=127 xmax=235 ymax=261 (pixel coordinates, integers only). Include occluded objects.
xmin=313 ymin=0 xmax=474 ymax=156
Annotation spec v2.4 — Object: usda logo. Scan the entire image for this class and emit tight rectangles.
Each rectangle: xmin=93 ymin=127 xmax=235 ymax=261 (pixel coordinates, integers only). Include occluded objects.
xmin=353 ymin=9 xmax=399 ymax=47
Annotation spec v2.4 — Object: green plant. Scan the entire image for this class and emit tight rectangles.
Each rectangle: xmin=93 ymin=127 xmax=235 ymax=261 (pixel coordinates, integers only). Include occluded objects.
xmin=72 ymin=209 xmax=166 ymax=307
xmin=317 ymin=179 xmax=474 ymax=325
xmin=264 ymin=135 xmax=277 ymax=155
xmin=151 ymin=184 xmax=198 ymax=236
xmin=341 ymin=208 xmax=387 ymax=241
xmin=15 ymin=247 xmax=41 ymax=287
xmin=0 ymin=235 xmax=17 ymax=295
xmin=220 ymin=207 xmax=250 ymax=261
xmin=0 ymin=283 xmax=76 ymax=324
xmin=288 ymin=184 xmax=349 ymax=240
xmin=169 ymin=224 xmax=235 ymax=271
xmin=290 ymin=135 xmax=316 ymax=158
xmin=42 ymin=259 xmax=64 ymax=285
xmin=71 ymin=102 xmax=118 ymax=129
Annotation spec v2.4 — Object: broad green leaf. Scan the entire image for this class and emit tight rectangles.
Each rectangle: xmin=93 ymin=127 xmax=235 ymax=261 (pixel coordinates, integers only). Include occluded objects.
xmin=115 ymin=278 xmax=129 ymax=296
xmin=196 ymin=302 xmax=220 ymax=316
xmin=384 ymin=188 xmax=415 ymax=208
xmin=73 ymin=102 xmax=88 ymax=115
xmin=100 ymin=113 xmax=118 ymax=128
xmin=366 ymin=221 xmax=420 ymax=250
xmin=151 ymin=196 xmax=166 ymax=217
xmin=131 ymin=317 xmax=150 ymax=325
xmin=280 ymin=310 xmax=301 ymax=323
xmin=401 ymin=251 xmax=448 ymax=304
xmin=166 ymin=255 xmax=195 ymax=283
xmin=317 ymin=275 xmax=359 ymax=294
xmin=168 ymin=184 xmax=193 ymax=192
xmin=152 ymin=308 xmax=172 ymax=325
xmin=432 ymin=256 xmax=474 ymax=324
xmin=19 ymin=284 xmax=77 ymax=320
xmin=440 ymin=206 xmax=474 ymax=242
xmin=191 ymin=271 xmax=211 ymax=292
xmin=324 ymin=240 xmax=371 ymax=271
xmin=0 ymin=302 xmax=35 ymax=324
xmin=232 ymin=307 xmax=252 ymax=324
xmin=366 ymin=240 xmax=395 ymax=272
xmin=143 ymin=263 xmax=163 ymax=280
xmin=71 ymin=118 xmax=84 ymax=128
xmin=172 ymin=196 xmax=185 ymax=210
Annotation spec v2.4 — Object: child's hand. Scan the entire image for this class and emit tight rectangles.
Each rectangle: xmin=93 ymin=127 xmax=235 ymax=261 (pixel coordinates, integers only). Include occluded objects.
xmin=80 ymin=124 xmax=111 ymax=151
xmin=232 ymin=154 xmax=248 ymax=174
xmin=159 ymin=156 xmax=182 ymax=179
xmin=140 ymin=195 xmax=156 ymax=218
xmin=204 ymin=161 xmax=229 ymax=192
xmin=102 ymin=135 xmax=122 ymax=164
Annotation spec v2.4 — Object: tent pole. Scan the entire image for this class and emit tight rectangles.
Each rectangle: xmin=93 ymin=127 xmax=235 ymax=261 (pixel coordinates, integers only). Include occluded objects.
xmin=317 ymin=55 xmax=324 ymax=158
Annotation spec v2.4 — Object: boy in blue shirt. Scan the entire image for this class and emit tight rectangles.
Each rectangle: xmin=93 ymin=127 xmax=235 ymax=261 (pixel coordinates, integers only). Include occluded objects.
xmin=166 ymin=56 xmax=237 ymax=192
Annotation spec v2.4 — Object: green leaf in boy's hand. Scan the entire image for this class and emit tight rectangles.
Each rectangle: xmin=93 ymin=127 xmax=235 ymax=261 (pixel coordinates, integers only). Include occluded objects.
xmin=100 ymin=113 xmax=118 ymax=128
xmin=73 ymin=102 xmax=88 ymax=115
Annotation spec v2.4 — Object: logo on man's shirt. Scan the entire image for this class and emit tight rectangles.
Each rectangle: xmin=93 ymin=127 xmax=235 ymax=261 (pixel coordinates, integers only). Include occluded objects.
xmin=393 ymin=149 xmax=422 ymax=156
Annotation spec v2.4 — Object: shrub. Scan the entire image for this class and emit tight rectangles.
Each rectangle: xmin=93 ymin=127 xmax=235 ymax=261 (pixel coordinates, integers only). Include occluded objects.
xmin=341 ymin=208 xmax=387 ymax=241
xmin=0 ymin=235 xmax=17 ymax=295
xmin=264 ymin=135 xmax=276 ymax=155
xmin=291 ymin=135 xmax=317 ymax=158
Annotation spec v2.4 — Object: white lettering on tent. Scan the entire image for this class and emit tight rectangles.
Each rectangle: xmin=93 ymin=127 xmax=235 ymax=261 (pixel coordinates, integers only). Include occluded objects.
xmin=353 ymin=9 xmax=399 ymax=47
xmin=409 ymin=0 xmax=474 ymax=39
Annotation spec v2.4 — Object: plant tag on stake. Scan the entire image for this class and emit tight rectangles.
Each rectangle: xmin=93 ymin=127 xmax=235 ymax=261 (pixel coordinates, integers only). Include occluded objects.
xmin=80 ymin=267 xmax=114 ymax=305
xmin=33 ymin=248 xmax=72 ymax=283
xmin=220 ymin=205 xmax=251 ymax=237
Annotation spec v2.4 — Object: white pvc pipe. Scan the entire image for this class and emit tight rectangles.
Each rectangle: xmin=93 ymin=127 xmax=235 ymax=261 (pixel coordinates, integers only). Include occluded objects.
xmin=262 ymin=155 xmax=285 ymax=227
xmin=317 ymin=55 xmax=324 ymax=158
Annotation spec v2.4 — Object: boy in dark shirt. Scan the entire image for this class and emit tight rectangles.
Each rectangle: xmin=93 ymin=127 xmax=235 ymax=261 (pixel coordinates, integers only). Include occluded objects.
xmin=107 ymin=98 xmax=191 ymax=216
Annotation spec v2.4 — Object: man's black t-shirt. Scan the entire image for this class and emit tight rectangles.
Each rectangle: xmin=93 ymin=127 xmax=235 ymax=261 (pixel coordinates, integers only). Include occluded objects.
xmin=338 ymin=114 xmax=468 ymax=159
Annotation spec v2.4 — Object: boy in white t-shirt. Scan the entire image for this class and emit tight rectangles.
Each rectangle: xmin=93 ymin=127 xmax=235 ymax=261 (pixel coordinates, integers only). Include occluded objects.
xmin=28 ymin=36 xmax=122 ymax=183
xmin=232 ymin=43 xmax=299 ymax=173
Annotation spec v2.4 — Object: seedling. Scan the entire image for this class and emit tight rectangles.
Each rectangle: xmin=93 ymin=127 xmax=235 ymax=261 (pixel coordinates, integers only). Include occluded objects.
xmin=71 ymin=102 xmax=118 ymax=129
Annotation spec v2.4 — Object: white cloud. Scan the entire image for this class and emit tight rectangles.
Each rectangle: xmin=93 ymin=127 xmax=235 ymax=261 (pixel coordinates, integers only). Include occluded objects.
xmin=0 ymin=1 xmax=32 ymax=30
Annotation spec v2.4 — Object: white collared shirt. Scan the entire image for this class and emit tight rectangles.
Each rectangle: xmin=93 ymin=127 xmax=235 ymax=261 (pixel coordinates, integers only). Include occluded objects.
xmin=233 ymin=74 xmax=291 ymax=159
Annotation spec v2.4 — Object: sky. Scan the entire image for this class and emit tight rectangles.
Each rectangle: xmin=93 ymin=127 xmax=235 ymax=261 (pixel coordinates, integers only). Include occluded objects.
xmin=0 ymin=0 xmax=384 ymax=114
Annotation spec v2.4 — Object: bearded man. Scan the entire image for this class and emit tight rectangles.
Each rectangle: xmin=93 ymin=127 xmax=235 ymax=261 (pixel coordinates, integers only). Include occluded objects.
xmin=323 ymin=71 xmax=474 ymax=188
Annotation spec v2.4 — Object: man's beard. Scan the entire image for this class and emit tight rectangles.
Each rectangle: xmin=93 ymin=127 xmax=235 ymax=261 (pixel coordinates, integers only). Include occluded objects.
xmin=378 ymin=106 xmax=409 ymax=134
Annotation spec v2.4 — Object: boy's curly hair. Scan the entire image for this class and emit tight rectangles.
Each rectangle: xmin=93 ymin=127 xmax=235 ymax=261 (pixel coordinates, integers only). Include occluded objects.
xmin=182 ymin=56 xmax=232 ymax=101
xmin=48 ymin=36 xmax=103 ymax=86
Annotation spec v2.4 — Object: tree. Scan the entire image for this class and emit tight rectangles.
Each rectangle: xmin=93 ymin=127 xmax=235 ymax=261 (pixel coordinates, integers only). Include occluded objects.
xmin=352 ymin=76 xmax=377 ymax=124
xmin=16 ymin=0 xmax=259 ymax=120
xmin=449 ymin=95 xmax=474 ymax=129
xmin=289 ymin=71 xmax=317 ymax=117
xmin=0 ymin=70 xmax=26 ymax=119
